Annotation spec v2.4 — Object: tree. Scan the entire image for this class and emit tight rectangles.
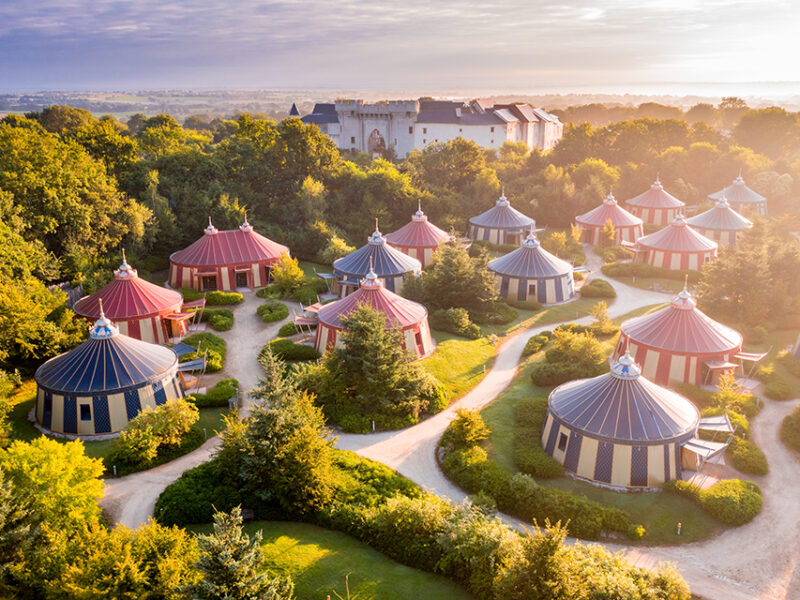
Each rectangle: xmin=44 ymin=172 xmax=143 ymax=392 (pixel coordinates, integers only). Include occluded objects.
xmin=316 ymin=305 xmax=443 ymax=429
xmin=0 ymin=438 xmax=104 ymax=530
xmin=686 ymin=103 xmax=717 ymax=126
xmin=600 ymin=219 xmax=616 ymax=247
xmin=733 ymin=107 xmax=800 ymax=159
xmin=0 ymin=469 xmax=36 ymax=587
xmin=589 ymin=301 xmax=614 ymax=335
xmin=36 ymin=105 xmax=95 ymax=134
xmin=271 ymin=253 xmax=305 ymax=294
xmin=189 ymin=507 xmax=293 ymax=600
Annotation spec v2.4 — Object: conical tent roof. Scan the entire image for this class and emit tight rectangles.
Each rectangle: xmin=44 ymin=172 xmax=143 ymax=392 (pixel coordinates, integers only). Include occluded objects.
xmin=469 ymin=192 xmax=534 ymax=230
xmin=637 ymin=215 xmax=717 ymax=252
xmin=709 ymin=174 xmax=765 ymax=206
xmin=333 ymin=225 xmax=422 ymax=278
xmin=385 ymin=204 xmax=450 ymax=248
xmin=488 ymin=230 xmax=573 ymax=278
xmin=318 ymin=269 xmax=427 ymax=329
xmin=35 ymin=312 xmax=178 ymax=395
xmin=626 ymin=179 xmax=685 ymax=209
xmin=170 ymin=218 xmax=289 ymax=266
xmin=74 ymin=253 xmax=183 ymax=320
xmin=687 ymin=196 xmax=753 ymax=232
xmin=621 ymin=288 xmax=742 ymax=354
xmin=548 ymin=353 xmax=699 ymax=443
xmin=576 ymin=193 xmax=643 ymax=227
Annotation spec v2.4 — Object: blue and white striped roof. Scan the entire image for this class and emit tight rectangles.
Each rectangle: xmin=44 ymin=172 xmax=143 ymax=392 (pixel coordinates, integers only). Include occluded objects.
xmin=548 ymin=353 xmax=699 ymax=443
xmin=35 ymin=314 xmax=178 ymax=395
xmin=469 ymin=192 xmax=534 ymax=230
xmin=333 ymin=225 xmax=422 ymax=279
xmin=488 ymin=231 xmax=572 ymax=279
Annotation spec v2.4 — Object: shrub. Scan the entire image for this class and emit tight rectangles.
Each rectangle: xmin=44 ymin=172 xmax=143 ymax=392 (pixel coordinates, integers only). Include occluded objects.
xmin=505 ymin=299 xmax=543 ymax=311
xmin=257 ymin=300 xmax=289 ymax=323
xmin=439 ymin=409 xmax=489 ymax=450
xmin=272 ymin=253 xmax=305 ymax=294
xmin=777 ymin=350 xmax=800 ymax=377
xmin=665 ymin=478 xmax=762 ymax=525
xmin=209 ymin=313 xmax=233 ymax=331
xmin=627 ymin=524 xmax=646 ymax=540
xmin=291 ymin=284 xmax=319 ymax=305
xmin=522 ymin=334 xmax=550 ymax=357
xmin=155 ymin=460 xmax=244 ymax=526
xmin=757 ymin=364 xmax=794 ymax=400
xmin=513 ymin=397 xmax=563 ymax=478
xmin=530 ymin=361 xmax=607 ymax=386
xmin=187 ymin=378 xmax=239 ymax=408
xmin=278 ymin=322 xmax=301 ymax=337
xmin=206 ymin=290 xmax=243 ymax=305
xmin=180 ymin=332 xmax=226 ymax=373
xmin=573 ymin=271 xmax=585 ymax=281
xmin=780 ymin=403 xmax=800 ymax=453
xmin=469 ymin=301 xmax=518 ymax=326
xmin=726 ymin=437 xmax=768 ymax=475
xmin=256 ymin=285 xmax=282 ymax=299
xmin=580 ymin=278 xmax=616 ymax=298
xmin=265 ymin=338 xmax=321 ymax=362
xmin=429 ymin=307 xmax=481 ymax=339
xmin=601 ymin=245 xmax=630 ymax=263
xmin=179 ymin=287 xmax=204 ymax=302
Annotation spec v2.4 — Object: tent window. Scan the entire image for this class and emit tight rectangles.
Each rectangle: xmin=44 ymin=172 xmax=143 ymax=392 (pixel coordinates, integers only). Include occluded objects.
xmin=528 ymin=283 xmax=536 ymax=296
xmin=415 ymin=331 xmax=423 ymax=347
xmin=80 ymin=404 xmax=91 ymax=421
xmin=558 ymin=433 xmax=568 ymax=451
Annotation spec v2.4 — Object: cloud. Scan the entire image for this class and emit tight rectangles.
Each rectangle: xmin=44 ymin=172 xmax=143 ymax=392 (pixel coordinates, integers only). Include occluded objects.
xmin=0 ymin=0 xmax=798 ymax=90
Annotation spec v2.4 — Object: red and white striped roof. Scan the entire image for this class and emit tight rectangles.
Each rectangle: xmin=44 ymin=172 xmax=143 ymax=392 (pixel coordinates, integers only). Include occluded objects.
xmin=74 ymin=254 xmax=183 ymax=320
xmin=385 ymin=204 xmax=450 ymax=249
xmin=625 ymin=178 xmax=685 ymax=209
xmin=687 ymin=196 xmax=753 ymax=232
xmin=621 ymin=288 xmax=742 ymax=354
xmin=637 ymin=215 xmax=717 ymax=253
xmin=170 ymin=218 xmax=289 ymax=267
xmin=317 ymin=269 xmax=428 ymax=330
xmin=575 ymin=193 xmax=643 ymax=228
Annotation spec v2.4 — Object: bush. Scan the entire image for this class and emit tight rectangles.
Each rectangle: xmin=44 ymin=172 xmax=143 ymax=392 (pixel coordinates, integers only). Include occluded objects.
xmin=256 ymin=285 xmax=282 ymax=299
xmin=522 ymin=334 xmax=550 ymax=357
xmin=505 ymin=299 xmax=543 ymax=311
xmin=179 ymin=287 xmax=204 ymax=302
xmin=726 ymin=437 xmax=769 ymax=475
xmin=530 ymin=361 xmax=607 ymax=386
xmin=757 ymin=364 xmax=794 ymax=400
xmin=272 ymin=253 xmax=305 ymax=294
xmin=209 ymin=313 xmax=233 ymax=331
xmin=778 ymin=350 xmax=800 ymax=377
xmin=665 ymin=478 xmax=762 ymax=525
xmin=513 ymin=397 xmax=563 ymax=478
xmin=187 ymin=378 xmax=239 ymax=408
xmin=291 ymin=284 xmax=319 ymax=305
xmin=439 ymin=409 xmax=489 ymax=450
xmin=601 ymin=245 xmax=630 ymax=263
xmin=469 ymin=301 xmax=518 ymax=326
xmin=429 ymin=307 xmax=481 ymax=339
xmin=781 ymin=403 xmax=800 ymax=453
xmin=579 ymin=278 xmax=616 ymax=298
xmin=573 ymin=271 xmax=585 ymax=281
xmin=180 ymin=332 xmax=226 ymax=373
xmin=257 ymin=300 xmax=289 ymax=323
xmin=278 ymin=322 xmax=302 ymax=337
xmin=155 ymin=460 xmax=244 ymax=526
xmin=264 ymin=338 xmax=320 ymax=362
xmin=206 ymin=290 xmax=243 ymax=305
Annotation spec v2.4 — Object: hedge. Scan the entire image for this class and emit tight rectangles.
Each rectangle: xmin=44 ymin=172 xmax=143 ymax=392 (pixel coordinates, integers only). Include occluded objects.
xmin=278 ymin=322 xmax=305 ymax=337
xmin=505 ymin=299 xmax=543 ymax=311
xmin=513 ymin=397 xmax=563 ymax=478
xmin=579 ymin=278 xmax=616 ymax=298
xmin=256 ymin=285 xmax=282 ymax=299
xmin=726 ymin=437 xmax=769 ymax=475
xmin=777 ymin=350 xmax=800 ymax=378
xmin=206 ymin=290 xmax=244 ymax=305
xmin=264 ymin=338 xmax=320 ymax=362
xmin=665 ymin=479 xmax=762 ymax=525
xmin=757 ymin=365 xmax=794 ymax=400
xmin=469 ymin=301 xmax=518 ymax=326
xmin=530 ymin=360 xmax=607 ymax=386
xmin=429 ymin=307 xmax=481 ymax=339
xmin=257 ymin=300 xmax=289 ymax=323
xmin=180 ymin=332 xmax=226 ymax=372
xmin=780 ymin=403 xmax=800 ymax=453
xmin=196 ymin=307 xmax=234 ymax=332
xmin=521 ymin=333 xmax=551 ymax=357
xmin=187 ymin=378 xmax=239 ymax=408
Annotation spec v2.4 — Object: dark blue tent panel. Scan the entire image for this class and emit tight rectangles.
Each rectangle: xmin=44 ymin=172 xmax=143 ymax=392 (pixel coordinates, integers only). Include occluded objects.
xmin=469 ymin=195 xmax=533 ymax=230
xmin=594 ymin=442 xmax=614 ymax=483
xmin=488 ymin=235 xmax=573 ymax=279
xmin=63 ymin=395 xmax=77 ymax=434
xmin=124 ymin=389 xmax=142 ymax=421
xmin=630 ymin=446 xmax=648 ymax=487
xmin=333 ymin=230 xmax=421 ymax=280
xmin=92 ymin=395 xmax=111 ymax=434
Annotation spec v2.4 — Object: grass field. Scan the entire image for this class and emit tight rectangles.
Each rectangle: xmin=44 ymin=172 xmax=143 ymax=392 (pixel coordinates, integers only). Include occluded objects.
xmin=7 ymin=379 xmax=228 ymax=476
xmin=189 ymin=521 xmax=473 ymax=600
xmin=480 ymin=303 xmax=722 ymax=545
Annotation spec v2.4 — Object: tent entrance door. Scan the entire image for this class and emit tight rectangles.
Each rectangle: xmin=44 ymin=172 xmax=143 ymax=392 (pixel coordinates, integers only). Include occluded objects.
xmin=200 ymin=275 xmax=217 ymax=291
xmin=235 ymin=271 xmax=249 ymax=288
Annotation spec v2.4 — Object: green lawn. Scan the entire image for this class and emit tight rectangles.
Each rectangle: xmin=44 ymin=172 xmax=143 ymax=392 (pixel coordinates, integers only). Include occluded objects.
xmin=421 ymin=332 xmax=495 ymax=400
xmin=7 ymin=379 xmax=228 ymax=476
xmin=299 ymin=260 xmax=332 ymax=277
xmin=480 ymin=303 xmax=721 ymax=545
xmin=189 ymin=521 xmax=473 ymax=600
xmin=601 ymin=273 xmax=686 ymax=295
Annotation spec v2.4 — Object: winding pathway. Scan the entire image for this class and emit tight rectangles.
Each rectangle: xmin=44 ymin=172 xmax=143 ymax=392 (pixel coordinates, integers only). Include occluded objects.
xmin=100 ymin=259 xmax=800 ymax=599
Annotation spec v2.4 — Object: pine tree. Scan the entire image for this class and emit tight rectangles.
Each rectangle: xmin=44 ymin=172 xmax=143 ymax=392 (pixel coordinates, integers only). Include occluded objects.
xmin=189 ymin=507 xmax=294 ymax=600
xmin=252 ymin=344 xmax=297 ymax=405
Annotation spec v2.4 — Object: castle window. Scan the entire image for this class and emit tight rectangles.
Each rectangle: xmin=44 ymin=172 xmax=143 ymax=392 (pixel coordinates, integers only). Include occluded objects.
xmin=423 ymin=127 xmax=427 ymax=134
xmin=350 ymin=136 xmax=355 ymax=144
xmin=491 ymin=140 xmax=494 ymax=144
xmin=423 ymin=139 xmax=426 ymax=144
xmin=408 ymin=126 xmax=413 ymax=134
xmin=459 ymin=128 xmax=462 ymax=132
xmin=490 ymin=126 xmax=495 ymax=132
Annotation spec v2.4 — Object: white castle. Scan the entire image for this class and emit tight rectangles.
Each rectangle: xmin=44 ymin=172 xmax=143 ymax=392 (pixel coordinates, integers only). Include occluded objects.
xmin=295 ymin=98 xmax=563 ymax=157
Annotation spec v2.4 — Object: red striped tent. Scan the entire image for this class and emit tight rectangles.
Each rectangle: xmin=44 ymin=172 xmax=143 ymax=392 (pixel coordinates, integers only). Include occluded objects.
xmin=635 ymin=215 xmax=717 ymax=271
xmin=614 ymin=288 xmax=742 ymax=386
xmin=315 ymin=269 xmax=433 ymax=359
xmin=385 ymin=204 xmax=451 ymax=268
xmin=687 ymin=195 xmax=753 ymax=248
xmin=74 ymin=254 xmax=190 ymax=344
xmin=709 ymin=174 xmax=767 ymax=216
xmin=169 ymin=218 xmax=289 ymax=291
xmin=624 ymin=178 xmax=685 ymax=226
xmin=575 ymin=193 xmax=643 ymax=245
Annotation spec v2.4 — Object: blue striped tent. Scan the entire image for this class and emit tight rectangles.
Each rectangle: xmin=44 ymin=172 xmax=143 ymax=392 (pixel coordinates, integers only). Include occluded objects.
xmin=468 ymin=191 xmax=534 ymax=245
xmin=34 ymin=312 xmax=184 ymax=436
xmin=541 ymin=353 xmax=699 ymax=489
xmin=488 ymin=231 xmax=574 ymax=304
xmin=332 ymin=225 xmax=422 ymax=297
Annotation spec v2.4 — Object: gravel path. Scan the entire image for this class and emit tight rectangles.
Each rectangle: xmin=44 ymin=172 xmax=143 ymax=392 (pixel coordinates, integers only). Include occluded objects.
xmin=99 ymin=292 xmax=299 ymax=527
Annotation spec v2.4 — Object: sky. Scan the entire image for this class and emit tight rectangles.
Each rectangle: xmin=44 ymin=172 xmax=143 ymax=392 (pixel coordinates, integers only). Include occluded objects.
xmin=1 ymin=0 xmax=800 ymax=92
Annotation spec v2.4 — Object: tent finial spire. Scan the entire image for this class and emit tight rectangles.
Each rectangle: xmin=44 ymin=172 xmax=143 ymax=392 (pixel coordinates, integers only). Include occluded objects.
xmin=208 ymin=216 xmax=212 ymax=227
xmin=98 ymin=298 xmax=105 ymax=319
xmin=683 ymin=274 xmax=689 ymax=292
xmin=121 ymin=248 xmax=128 ymax=266
xmin=656 ymin=171 xmax=660 ymax=184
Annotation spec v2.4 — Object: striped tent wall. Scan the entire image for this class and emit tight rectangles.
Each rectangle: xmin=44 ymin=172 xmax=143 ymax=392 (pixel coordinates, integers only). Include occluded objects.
xmin=691 ymin=227 xmax=741 ymax=248
xmin=541 ymin=413 xmax=682 ymax=488
xmin=628 ymin=206 xmax=682 ymax=227
xmin=469 ymin=224 xmax=527 ymax=246
xmin=614 ymin=335 xmax=739 ymax=386
xmin=35 ymin=370 xmax=184 ymax=437
xmin=314 ymin=319 xmax=433 ymax=359
xmin=386 ymin=245 xmax=438 ymax=268
xmin=332 ymin=272 xmax=410 ymax=298
xmin=169 ymin=260 xmax=274 ymax=292
xmin=109 ymin=315 xmax=177 ymax=345
xmin=639 ymin=248 xmax=716 ymax=271
xmin=580 ymin=223 xmax=643 ymax=246
xmin=495 ymin=273 xmax=575 ymax=305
